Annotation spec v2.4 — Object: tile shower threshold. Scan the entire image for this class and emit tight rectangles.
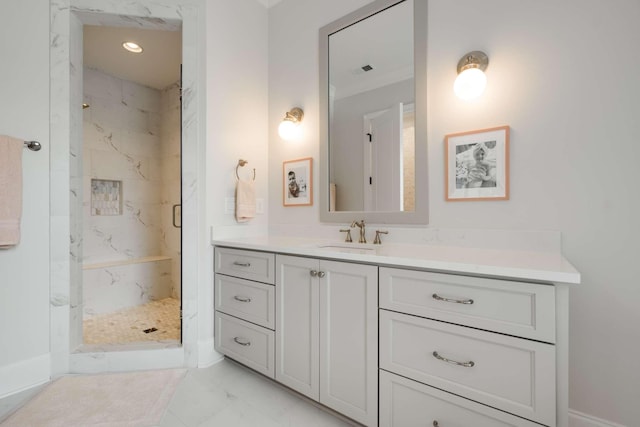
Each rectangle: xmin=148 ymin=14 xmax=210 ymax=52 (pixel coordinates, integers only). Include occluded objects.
xmin=74 ymin=341 xmax=182 ymax=354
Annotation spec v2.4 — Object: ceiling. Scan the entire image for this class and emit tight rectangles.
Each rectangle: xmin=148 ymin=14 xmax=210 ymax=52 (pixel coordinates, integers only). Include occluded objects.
xmin=83 ymin=25 xmax=181 ymax=90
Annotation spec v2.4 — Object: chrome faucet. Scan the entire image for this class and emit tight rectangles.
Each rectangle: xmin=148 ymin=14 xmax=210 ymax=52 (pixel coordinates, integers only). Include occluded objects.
xmin=350 ymin=219 xmax=366 ymax=243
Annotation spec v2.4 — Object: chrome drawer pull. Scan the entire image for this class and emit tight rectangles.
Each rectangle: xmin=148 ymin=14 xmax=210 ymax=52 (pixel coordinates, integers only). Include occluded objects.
xmin=233 ymin=295 xmax=252 ymax=303
xmin=310 ymin=270 xmax=318 ymax=277
xmin=432 ymin=351 xmax=475 ymax=367
xmin=317 ymin=271 xmax=326 ymax=278
xmin=233 ymin=261 xmax=251 ymax=267
xmin=432 ymin=293 xmax=474 ymax=305
xmin=233 ymin=337 xmax=251 ymax=346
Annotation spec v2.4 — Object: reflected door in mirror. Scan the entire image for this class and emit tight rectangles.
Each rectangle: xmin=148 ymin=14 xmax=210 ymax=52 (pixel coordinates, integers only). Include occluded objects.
xmin=328 ymin=0 xmax=414 ymax=212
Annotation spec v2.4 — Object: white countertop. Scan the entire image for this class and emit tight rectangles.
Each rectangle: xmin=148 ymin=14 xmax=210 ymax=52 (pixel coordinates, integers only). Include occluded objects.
xmin=211 ymin=236 xmax=581 ymax=284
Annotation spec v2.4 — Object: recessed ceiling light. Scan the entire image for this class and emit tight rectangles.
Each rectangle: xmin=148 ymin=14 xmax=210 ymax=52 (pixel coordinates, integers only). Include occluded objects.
xmin=122 ymin=41 xmax=143 ymax=53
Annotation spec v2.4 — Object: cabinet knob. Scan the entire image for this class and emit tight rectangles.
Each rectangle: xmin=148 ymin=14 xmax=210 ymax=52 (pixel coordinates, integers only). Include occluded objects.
xmin=317 ymin=271 xmax=326 ymax=278
xmin=310 ymin=270 xmax=318 ymax=277
xmin=433 ymin=421 xmax=439 ymax=427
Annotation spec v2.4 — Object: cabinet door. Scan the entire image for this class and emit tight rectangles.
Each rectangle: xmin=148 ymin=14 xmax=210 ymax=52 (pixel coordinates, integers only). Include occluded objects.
xmin=319 ymin=260 xmax=378 ymax=427
xmin=275 ymin=255 xmax=320 ymax=400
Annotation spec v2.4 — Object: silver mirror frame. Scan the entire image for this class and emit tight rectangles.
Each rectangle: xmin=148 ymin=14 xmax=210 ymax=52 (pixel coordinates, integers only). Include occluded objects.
xmin=319 ymin=0 xmax=428 ymax=224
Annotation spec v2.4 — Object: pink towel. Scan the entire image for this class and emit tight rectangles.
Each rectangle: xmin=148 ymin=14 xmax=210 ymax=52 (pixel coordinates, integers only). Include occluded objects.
xmin=0 ymin=135 xmax=23 ymax=247
xmin=235 ymin=179 xmax=256 ymax=223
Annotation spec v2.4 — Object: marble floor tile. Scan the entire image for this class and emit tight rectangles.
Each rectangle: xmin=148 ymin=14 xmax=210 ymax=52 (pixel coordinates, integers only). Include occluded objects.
xmin=0 ymin=386 xmax=44 ymax=423
xmin=164 ymin=359 xmax=357 ymax=427
xmin=0 ymin=359 xmax=357 ymax=427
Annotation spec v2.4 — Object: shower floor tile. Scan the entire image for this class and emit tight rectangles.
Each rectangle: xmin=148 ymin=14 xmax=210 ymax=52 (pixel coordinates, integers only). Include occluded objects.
xmin=83 ymin=298 xmax=181 ymax=345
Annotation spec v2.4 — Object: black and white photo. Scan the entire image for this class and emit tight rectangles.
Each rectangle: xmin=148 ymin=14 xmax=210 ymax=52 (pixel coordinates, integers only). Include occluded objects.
xmin=445 ymin=126 xmax=509 ymax=201
xmin=283 ymin=157 xmax=313 ymax=206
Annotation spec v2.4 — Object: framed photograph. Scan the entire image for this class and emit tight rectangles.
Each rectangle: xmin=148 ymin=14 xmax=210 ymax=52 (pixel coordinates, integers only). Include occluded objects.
xmin=445 ymin=126 xmax=510 ymax=201
xmin=283 ymin=157 xmax=313 ymax=206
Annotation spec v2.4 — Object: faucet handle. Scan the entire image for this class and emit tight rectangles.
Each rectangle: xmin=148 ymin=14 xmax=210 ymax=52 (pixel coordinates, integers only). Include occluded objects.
xmin=373 ymin=230 xmax=388 ymax=244
xmin=339 ymin=229 xmax=353 ymax=243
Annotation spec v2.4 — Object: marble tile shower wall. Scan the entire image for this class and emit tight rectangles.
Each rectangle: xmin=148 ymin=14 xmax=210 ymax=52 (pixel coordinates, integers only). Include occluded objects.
xmin=83 ymin=259 xmax=172 ymax=316
xmin=160 ymin=83 xmax=182 ymax=300
xmin=82 ymin=67 xmax=181 ymax=313
xmin=83 ymin=67 xmax=163 ymax=262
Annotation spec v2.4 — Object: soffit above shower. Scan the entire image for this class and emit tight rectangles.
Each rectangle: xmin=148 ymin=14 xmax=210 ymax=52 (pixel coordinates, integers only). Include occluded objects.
xmin=83 ymin=25 xmax=182 ymax=90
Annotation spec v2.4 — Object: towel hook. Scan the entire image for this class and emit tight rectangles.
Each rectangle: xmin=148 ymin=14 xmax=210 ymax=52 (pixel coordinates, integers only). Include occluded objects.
xmin=236 ymin=159 xmax=256 ymax=181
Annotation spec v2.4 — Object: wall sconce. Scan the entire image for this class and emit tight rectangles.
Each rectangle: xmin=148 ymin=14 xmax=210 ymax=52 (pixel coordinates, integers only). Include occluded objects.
xmin=278 ymin=107 xmax=304 ymax=141
xmin=454 ymin=51 xmax=489 ymax=100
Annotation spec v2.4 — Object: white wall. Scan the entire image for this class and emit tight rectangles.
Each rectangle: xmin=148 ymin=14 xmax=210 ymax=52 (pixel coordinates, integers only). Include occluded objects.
xmin=268 ymin=0 xmax=640 ymax=425
xmin=0 ymin=0 xmax=51 ymax=397
xmin=203 ymin=0 xmax=269 ymax=364
xmin=207 ymin=0 xmax=269 ymax=239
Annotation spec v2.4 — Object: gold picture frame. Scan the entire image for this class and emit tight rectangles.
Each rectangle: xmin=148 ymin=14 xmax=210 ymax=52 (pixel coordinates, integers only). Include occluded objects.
xmin=283 ymin=157 xmax=313 ymax=206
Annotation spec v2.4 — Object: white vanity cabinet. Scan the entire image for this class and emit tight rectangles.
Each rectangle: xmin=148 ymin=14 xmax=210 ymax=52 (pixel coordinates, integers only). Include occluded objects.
xmin=275 ymin=255 xmax=378 ymax=427
xmin=214 ymin=247 xmax=276 ymax=377
xmin=212 ymin=241 xmax=574 ymax=427
xmin=379 ymin=267 xmax=563 ymax=427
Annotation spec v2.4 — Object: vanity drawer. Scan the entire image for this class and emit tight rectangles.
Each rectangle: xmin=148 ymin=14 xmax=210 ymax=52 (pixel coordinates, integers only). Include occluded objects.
xmin=379 ymin=370 xmax=541 ymax=427
xmin=215 ymin=274 xmax=275 ymax=329
xmin=379 ymin=310 xmax=556 ymax=426
xmin=215 ymin=247 xmax=275 ymax=284
xmin=215 ymin=312 xmax=275 ymax=378
xmin=379 ymin=268 xmax=556 ymax=342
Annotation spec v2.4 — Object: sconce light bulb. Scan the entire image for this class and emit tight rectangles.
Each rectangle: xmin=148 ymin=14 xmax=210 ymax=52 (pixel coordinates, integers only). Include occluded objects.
xmin=454 ymin=67 xmax=487 ymax=100
xmin=278 ymin=119 xmax=301 ymax=141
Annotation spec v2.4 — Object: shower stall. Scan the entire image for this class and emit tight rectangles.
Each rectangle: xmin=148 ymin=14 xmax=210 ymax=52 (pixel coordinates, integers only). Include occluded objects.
xmin=79 ymin=26 xmax=182 ymax=347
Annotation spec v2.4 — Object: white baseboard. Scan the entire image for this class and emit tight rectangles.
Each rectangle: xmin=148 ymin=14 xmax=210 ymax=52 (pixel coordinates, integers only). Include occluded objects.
xmin=570 ymin=410 xmax=628 ymax=427
xmin=198 ymin=338 xmax=223 ymax=368
xmin=0 ymin=354 xmax=50 ymax=399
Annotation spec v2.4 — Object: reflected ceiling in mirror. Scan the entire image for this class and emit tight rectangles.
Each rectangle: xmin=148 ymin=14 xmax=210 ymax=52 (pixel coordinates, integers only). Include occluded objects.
xmin=320 ymin=0 xmax=428 ymax=224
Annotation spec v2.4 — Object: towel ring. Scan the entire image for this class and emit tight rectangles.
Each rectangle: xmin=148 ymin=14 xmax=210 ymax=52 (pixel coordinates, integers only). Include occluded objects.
xmin=236 ymin=159 xmax=256 ymax=181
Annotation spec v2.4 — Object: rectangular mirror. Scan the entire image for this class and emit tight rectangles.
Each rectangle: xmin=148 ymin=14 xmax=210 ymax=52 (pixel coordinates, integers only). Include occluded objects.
xmin=319 ymin=0 xmax=428 ymax=224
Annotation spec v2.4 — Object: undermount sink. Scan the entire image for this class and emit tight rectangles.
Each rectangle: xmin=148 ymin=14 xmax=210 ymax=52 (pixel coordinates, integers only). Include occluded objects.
xmin=315 ymin=243 xmax=378 ymax=254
